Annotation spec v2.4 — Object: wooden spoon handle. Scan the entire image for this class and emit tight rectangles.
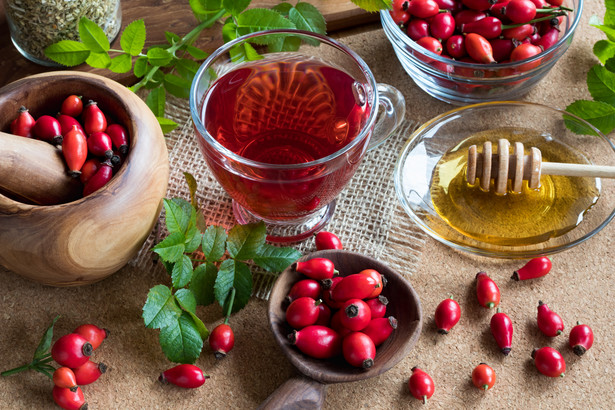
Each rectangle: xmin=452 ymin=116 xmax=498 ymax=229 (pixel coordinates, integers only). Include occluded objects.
xmin=258 ymin=373 xmax=327 ymax=410
xmin=0 ymin=131 xmax=82 ymax=205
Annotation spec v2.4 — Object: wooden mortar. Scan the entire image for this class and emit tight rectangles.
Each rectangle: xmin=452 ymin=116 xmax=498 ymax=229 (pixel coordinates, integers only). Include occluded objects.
xmin=0 ymin=71 xmax=169 ymax=286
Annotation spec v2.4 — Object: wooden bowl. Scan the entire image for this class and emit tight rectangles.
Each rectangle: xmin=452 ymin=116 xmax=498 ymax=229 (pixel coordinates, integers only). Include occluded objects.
xmin=0 ymin=71 xmax=169 ymax=286
xmin=262 ymin=250 xmax=423 ymax=408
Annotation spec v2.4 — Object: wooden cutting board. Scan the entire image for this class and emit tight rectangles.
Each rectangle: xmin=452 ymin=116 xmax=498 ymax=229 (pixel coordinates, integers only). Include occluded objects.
xmin=0 ymin=1 xmax=380 ymax=88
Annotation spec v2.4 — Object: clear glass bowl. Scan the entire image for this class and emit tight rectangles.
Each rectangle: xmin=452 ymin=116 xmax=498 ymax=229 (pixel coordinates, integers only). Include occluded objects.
xmin=394 ymin=101 xmax=615 ymax=258
xmin=380 ymin=0 xmax=582 ymax=104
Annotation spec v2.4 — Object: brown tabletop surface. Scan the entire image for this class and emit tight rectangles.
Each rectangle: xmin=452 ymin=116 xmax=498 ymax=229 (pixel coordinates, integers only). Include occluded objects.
xmin=2 ymin=0 xmax=615 ymax=409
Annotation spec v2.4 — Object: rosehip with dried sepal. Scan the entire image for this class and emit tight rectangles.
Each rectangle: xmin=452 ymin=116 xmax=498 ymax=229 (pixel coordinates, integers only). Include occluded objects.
xmin=532 ymin=346 xmax=565 ymax=377
xmin=106 ymin=123 xmax=129 ymax=155
xmin=435 ymin=297 xmax=461 ymax=334
xmin=51 ymin=333 xmax=93 ymax=368
xmin=53 ymin=367 xmax=78 ymax=392
xmin=62 ymin=125 xmax=88 ymax=178
xmin=366 ymin=295 xmax=388 ymax=319
xmin=362 ymin=316 xmax=397 ymax=346
xmin=87 ymin=131 xmax=114 ymax=159
xmin=33 ymin=115 xmax=63 ymax=145
xmin=286 ymin=279 xmax=321 ymax=304
xmin=83 ymin=160 xmax=114 ymax=197
xmin=159 ymin=364 xmax=208 ymax=388
xmin=72 ymin=360 xmax=107 ymax=385
xmin=490 ymin=308 xmax=513 ymax=355
xmin=314 ymin=231 xmax=343 ymax=250
xmin=408 ymin=367 xmax=435 ymax=404
xmin=512 ymin=257 xmax=551 ymax=281
xmin=339 ymin=298 xmax=372 ymax=331
xmin=73 ymin=324 xmax=109 ymax=350
xmin=331 ymin=273 xmax=380 ymax=302
xmin=52 ymin=385 xmax=87 ymax=410
xmin=285 ymin=297 xmax=322 ymax=329
xmin=342 ymin=331 xmax=376 ymax=369
xmin=537 ymin=300 xmax=564 ymax=337
xmin=476 ymin=271 xmax=500 ymax=309
xmin=10 ymin=106 xmax=35 ymax=138
xmin=209 ymin=323 xmax=235 ymax=359
xmin=569 ymin=322 xmax=594 ymax=356
xmin=82 ymin=100 xmax=107 ymax=134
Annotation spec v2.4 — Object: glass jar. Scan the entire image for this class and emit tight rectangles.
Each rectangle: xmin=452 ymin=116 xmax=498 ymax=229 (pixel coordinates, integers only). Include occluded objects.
xmin=3 ymin=0 xmax=122 ymax=66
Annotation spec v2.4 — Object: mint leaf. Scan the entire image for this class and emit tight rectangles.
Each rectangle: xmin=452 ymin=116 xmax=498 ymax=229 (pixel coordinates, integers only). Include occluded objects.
xmin=143 ymin=285 xmax=182 ymax=329
xmin=78 ymin=17 xmax=110 ymax=53
xmin=223 ymin=0 xmax=250 ymax=15
xmin=172 ymin=254 xmax=194 ymax=288
xmin=121 ymin=20 xmax=146 ymax=56
xmin=45 ymin=41 xmax=90 ymax=66
xmin=159 ymin=312 xmax=203 ymax=364
xmin=202 ymin=225 xmax=228 ymax=261
xmin=588 ymin=64 xmax=615 ymax=106
xmin=147 ymin=47 xmax=174 ymax=66
xmin=146 ymin=87 xmax=166 ymax=117
xmin=236 ymin=8 xmax=296 ymax=37
xmin=253 ymin=244 xmax=302 ymax=272
xmin=215 ymin=260 xmax=253 ymax=312
xmin=175 ymin=289 xmax=209 ymax=339
xmin=351 ymin=0 xmax=392 ymax=12
xmin=164 ymin=73 xmax=192 ymax=99
xmin=163 ymin=198 xmax=193 ymax=234
xmin=190 ymin=262 xmax=218 ymax=306
xmin=85 ymin=52 xmax=111 ymax=69
xmin=109 ymin=53 xmax=132 ymax=73
xmin=153 ymin=232 xmax=186 ymax=262
xmin=133 ymin=56 xmax=149 ymax=77
xmin=227 ymin=222 xmax=266 ymax=260
xmin=157 ymin=116 xmax=179 ymax=134
xmin=565 ymin=99 xmax=615 ymax=135
xmin=33 ymin=315 xmax=60 ymax=361
xmin=594 ymin=40 xmax=615 ymax=64
xmin=290 ymin=2 xmax=326 ymax=35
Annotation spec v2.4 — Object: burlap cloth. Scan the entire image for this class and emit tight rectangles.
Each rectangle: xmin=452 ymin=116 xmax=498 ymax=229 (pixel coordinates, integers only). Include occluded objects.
xmin=2 ymin=0 xmax=615 ymax=408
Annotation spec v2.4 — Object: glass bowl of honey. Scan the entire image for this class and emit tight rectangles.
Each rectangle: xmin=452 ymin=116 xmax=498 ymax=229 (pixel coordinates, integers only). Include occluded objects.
xmin=394 ymin=101 xmax=615 ymax=258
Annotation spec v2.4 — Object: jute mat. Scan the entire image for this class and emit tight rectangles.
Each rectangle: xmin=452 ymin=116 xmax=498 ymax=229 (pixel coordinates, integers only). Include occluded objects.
xmin=133 ymin=93 xmax=427 ymax=298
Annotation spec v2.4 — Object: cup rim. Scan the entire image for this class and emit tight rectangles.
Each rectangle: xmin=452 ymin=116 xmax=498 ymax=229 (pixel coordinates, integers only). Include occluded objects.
xmin=380 ymin=0 xmax=584 ymax=72
xmin=189 ymin=29 xmax=380 ymax=170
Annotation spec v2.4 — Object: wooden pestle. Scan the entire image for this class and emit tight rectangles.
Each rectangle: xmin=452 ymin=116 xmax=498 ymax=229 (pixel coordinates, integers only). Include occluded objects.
xmin=466 ymin=139 xmax=615 ymax=194
xmin=0 ymin=131 xmax=83 ymax=205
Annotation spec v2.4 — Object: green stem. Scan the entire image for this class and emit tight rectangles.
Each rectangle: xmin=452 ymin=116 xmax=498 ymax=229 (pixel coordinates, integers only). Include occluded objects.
xmin=502 ymin=12 xmax=567 ymax=29
xmin=224 ymin=288 xmax=236 ymax=325
xmin=1 ymin=363 xmax=33 ymax=377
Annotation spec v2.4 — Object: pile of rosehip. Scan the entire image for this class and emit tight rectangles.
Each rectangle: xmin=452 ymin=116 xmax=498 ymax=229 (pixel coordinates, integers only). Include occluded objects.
xmin=408 ymin=257 xmax=595 ymax=404
xmin=283 ymin=232 xmax=396 ymax=369
xmin=50 ymin=324 xmax=109 ymax=410
xmin=390 ymin=0 xmax=573 ymax=68
xmin=8 ymin=95 xmax=129 ymax=198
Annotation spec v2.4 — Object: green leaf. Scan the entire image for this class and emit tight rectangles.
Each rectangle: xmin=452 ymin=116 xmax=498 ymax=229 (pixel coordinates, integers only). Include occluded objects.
xmin=153 ymin=232 xmax=186 ymax=262
xmin=565 ymin=99 xmax=615 ymax=135
xmin=202 ymin=225 xmax=228 ymax=261
xmin=109 ymin=53 xmax=132 ymax=73
xmin=272 ymin=2 xmax=293 ymax=17
xmin=185 ymin=226 xmax=202 ymax=254
xmin=165 ymin=31 xmax=181 ymax=45
xmin=172 ymin=254 xmax=194 ymax=288
xmin=351 ymin=0 xmax=392 ymax=12
xmin=121 ymin=19 xmax=146 ymax=56
xmin=190 ymin=262 xmax=218 ymax=306
xmin=133 ymin=56 xmax=149 ymax=77
xmin=186 ymin=45 xmax=209 ymax=60
xmin=227 ymin=222 xmax=266 ymax=260
xmin=588 ymin=64 xmax=615 ymax=106
xmin=157 ymin=116 xmax=179 ymax=134
xmin=222 ymin=20 xmax=238 ymax=43
xmin=594 ymin=40 xmax=615 ymax=64
xmin=175 ymin=58 xmax=201 ymax=81
xmin=147 ymin=47 xmax=174 ymax=66
xmin=164 ymin=198 xmax=193 ymax=234
xmin=85 ymin=52 xmax=111 ymax=69
xmin=142 ymin=285 xmax=182 ymax=329
xmin=33 ymin=315 xmax=60 ymax=361
xmin=184 ymin=172 xmax=199 ymax=209
xmin=606 ymin=56 xmax=615 ymax=73
xmin=78 ymin=17 xmax=110 ymax=53
xmin=175 ymin=289 xmax=209 ymax=339
xmin=290 ymin=2 xmax=326 ymax=35
xmin=190 ymin=0 xmax=224 ymax=21
xmin=215 ymin=260 xmax=253 ymax=312
xmin=44 ymin=41 xmax=90 ymax=66
xmin=223 ymin=0 xmax=250 ymax=15
xmin=163 ymin=73 xmax=192 ymax=99
xmin=606 ymin=0 xmax=615 ymax=27
xmin=159 ymin=312 xmax=203 ymax=364
xmin=253 ymin=244 xmax=302 ymax=272
xmin=236 ymin=8 xmax=296 ymax=37
xmin=591 ymin=22 xmax=615 ymax=43
xmin=146 ymin=87 xmax=166 ymax=117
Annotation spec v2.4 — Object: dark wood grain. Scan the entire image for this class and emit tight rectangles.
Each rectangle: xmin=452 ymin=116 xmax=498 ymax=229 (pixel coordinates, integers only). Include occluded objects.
xmin=0 ymin=71 xmax=169 ymax=286
xmin=0 ymin=1 xmax=379 ymax=88
xmin=264 ymin=250 xmax=423 ymax=407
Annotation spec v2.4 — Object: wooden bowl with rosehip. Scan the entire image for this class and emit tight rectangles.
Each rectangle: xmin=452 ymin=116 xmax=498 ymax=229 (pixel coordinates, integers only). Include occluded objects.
xmin=381 ymin=0 xmax=582 ymax=104
xmin=0 ymin=71 xmax=169 ymax=286
xmin=262 ymin=250 xmax=422 ymax=408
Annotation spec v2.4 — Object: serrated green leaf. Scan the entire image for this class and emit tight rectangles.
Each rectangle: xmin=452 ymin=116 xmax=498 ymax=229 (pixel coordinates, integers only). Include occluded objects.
xmin=565 ymin=99 xmax=615 ymax=135
xmin=190 ymin=263 xmax=218 ymax=306
xmin=606 ymin=0 xmax=615 ymax=27
xmin=227 ymin=222 xmax=266 ymax=260
xmin=45 ymin=41 xmax=90 ymax=66
xmin=109 ymin=53 xmax=132 ymax=73
xmin=172 ymin=254 xmax=194 ymax=288
xmin=146 ymin=87 xmax=166 ymax=117
xmin=190 ymin=0 xmax=224 ymax=21
xmin=202 ymin=225 xmax=227 ymax=261
xmin=594 ymin=40 xmax=615 ymax=64
xmin=272 ymin=2 xmax=292 ymax=17
xmin=290 ymin=3 xmax=326 ymax=35
xmin=153 ymin=232 xmax=186 ymax=262
xmin=142 ymin=285 xmax=182 ymax=329
xmin=175 ymin=288 xmax=197 ymax=313
xmin=186 ymin=45 xmax=209 ymax=60
xmin=133 ymin=56 xmax=149 ymax=77
xmin=591 ymin=23 xmax=615 ymax=43
xmin=185 ymin=226 xmax=202 ymax=254
xmin=159 ymin=312 xmax=203 ymax=364
xmin=253 ymin=244 xmax=302 ymax=272
xmin=223 ymin=0 xmax=250 ymax=15
xmin=236 ymin=8 xmax=296 ymax=37
xmin=222 ymin=20 xmax=238 ymax=43
xmin=78 ymin=17 xmax=110 ymax=53
xmin=267 ymin=34 xmax=302 ymax=53
xmin=175 ymin=58 xmax=201 ymax=81
xmin=164 ymin=198 xmax=192 ymax=234
xmin=351 ymin=0 xmax=392 ymax=12
xmin=165 ymin=31 xmax=181 ymax=45
xmin=157 ymin=116 xmax=179 ymax=134
xmin=606 ymin=56 xmax=615 ymax=73
xmin=588 ymin=65 xmax=615 ymax=106
xmin=214 ymin=260 xmax=253 ymax=312
xmin=147 ymin=47 xmax=174 ymax=66
xmin=33 ymin=315 xmax=60 ymax=361
xmin=121 ymin=20 xmax=146 ymax=56
xmin=85 ymin=51 xmax=111 ymax=69
xmin=163 ymin=73 xmax=192 ymax=99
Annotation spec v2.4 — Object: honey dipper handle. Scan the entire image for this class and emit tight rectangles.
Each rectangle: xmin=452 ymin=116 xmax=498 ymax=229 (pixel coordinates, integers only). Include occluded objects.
xmin=541 ymin=162 xmax=615 ymax=178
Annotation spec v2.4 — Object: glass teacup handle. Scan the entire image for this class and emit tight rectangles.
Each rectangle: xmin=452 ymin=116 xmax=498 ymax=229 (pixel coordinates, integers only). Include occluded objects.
xmin=367 ymin=83 xmax=406 ymax=151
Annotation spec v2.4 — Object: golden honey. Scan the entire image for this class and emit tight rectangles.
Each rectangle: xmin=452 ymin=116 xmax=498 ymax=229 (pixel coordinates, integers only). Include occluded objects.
xmin=430 ymin=128 xmax=601 ymax=246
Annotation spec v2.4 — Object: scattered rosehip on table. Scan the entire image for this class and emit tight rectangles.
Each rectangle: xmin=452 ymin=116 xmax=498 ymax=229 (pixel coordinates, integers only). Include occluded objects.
xmin=408 ymin=367 xmax=435 ymax=404
xmin=490 ymin=308 xmax=513 ymax=356
xmin=476 ymin=271 xmax=500 ymax=309
xmin=537 ymin=300 xmax=564 ymax=337
xmin=435 ymin=297 xmax=461 ymax=334
xmin=511 ymin=257 xmax=552 ymax=281
xmin=569 ymin=322 xmax=594 ymax=356
xmin=472 ymin=363 xmax=496 ymax=391
xmin=314 ymin=231 xmax=343 ymax=250
xmin=532 ymin=346 xmax=566 ymax=377
xmin=159 ymin=364 xmax=208 ymax=389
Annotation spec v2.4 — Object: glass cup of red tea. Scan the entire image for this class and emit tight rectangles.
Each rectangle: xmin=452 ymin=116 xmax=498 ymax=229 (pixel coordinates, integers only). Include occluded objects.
xmin=190 ymin=29 xmax=406 ymax=243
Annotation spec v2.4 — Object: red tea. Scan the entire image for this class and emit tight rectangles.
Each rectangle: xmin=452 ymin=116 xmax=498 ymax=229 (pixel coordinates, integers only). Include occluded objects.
xmin=197 ymin=55 xmax=372 ymax=220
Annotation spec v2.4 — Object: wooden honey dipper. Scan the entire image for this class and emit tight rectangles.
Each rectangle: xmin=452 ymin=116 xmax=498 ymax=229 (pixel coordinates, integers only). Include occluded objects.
xmin=466 ymin=139 xmax=615 ymax=194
